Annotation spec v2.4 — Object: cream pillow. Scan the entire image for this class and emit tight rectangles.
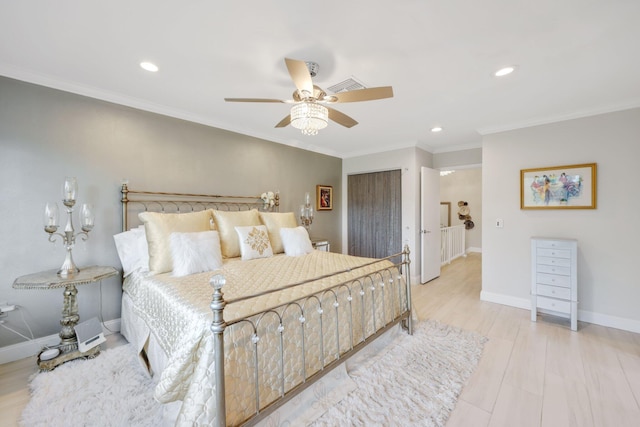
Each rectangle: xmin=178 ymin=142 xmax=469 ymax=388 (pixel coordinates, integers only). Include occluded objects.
xmin=280 ymin=226 xmax=314 ymax=256
xmin=138 ymin=209 xmax=215 ymax=274
xmin=212 ymin=209 xmax=261 ymax=258
xmin=258 ymin=212 xmax=298 ymax=254
xmin=235 ymin=225 xmax=273 ymax=261
xmin=169 ymin=231 xmax=223 ymax=277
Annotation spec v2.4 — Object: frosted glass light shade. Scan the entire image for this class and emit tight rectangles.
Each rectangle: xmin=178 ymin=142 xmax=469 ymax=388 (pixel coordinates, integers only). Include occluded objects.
xmin=44 ymin=202 xmax=59 ymax=233
xmin=80 ymin=203 xmax=95 ymax=232
xmin=63 ymin=177 xmax=77 ymax=202
xmin=290 ymin=102 xmax=328 ymax=136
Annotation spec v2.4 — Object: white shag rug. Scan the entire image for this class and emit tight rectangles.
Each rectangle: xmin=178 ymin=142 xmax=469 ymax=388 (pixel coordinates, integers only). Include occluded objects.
xmin=22 ymin=321 xmax=486 ymax=427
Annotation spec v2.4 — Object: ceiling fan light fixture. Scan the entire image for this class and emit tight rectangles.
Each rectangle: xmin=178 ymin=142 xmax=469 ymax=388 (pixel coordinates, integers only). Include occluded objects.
xmin=290 ymin=102 xmax=328 ymax=136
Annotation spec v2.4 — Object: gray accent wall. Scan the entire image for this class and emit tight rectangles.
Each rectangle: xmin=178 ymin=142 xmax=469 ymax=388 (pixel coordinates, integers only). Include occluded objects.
xmin=0 ymin=76 xmax=342 ymax=349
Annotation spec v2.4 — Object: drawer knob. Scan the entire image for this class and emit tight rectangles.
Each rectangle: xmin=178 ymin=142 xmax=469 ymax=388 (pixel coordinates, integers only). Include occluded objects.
xmin=551 ymin=290 xmax=556 ymax=294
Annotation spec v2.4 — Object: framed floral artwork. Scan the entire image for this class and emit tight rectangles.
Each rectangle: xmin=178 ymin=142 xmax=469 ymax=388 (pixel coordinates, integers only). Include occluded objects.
xmin=520 ymin=163 xmax=597 ymax=209
xmin=316 ymin=185 xmax=333 ymax=211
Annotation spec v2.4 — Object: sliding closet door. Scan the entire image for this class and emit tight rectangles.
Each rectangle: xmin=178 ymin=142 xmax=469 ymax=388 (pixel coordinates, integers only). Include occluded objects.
xmin=348 ymin=169 xmax=401 ymax=259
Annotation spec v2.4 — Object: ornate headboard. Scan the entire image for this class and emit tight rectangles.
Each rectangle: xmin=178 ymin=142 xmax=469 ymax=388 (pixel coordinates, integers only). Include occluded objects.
xmin=121 ymin=184 xmax=279 ymax=232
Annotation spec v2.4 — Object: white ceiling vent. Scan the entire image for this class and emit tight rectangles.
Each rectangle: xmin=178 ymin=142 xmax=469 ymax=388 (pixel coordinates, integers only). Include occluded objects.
xmin=327 ymin=76 xmax=367 ymax=93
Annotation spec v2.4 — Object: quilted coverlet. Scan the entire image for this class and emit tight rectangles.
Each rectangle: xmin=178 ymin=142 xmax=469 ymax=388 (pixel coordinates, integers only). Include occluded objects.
xmin=123 ymin=251 xmax=406 ymax=426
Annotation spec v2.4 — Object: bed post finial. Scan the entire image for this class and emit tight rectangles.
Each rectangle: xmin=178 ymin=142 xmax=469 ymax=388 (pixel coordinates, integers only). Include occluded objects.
xmin=402 ymin=245 xmax=413 ymax=335
xmin=121 ymin=182 xmax=129 ymax=232
xmin=210 ymin=274 xmax=227 ymax=427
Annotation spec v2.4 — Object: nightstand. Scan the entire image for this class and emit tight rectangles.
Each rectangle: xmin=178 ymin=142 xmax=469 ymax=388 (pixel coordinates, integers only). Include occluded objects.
xmin=311 ymin=238 xmax=330 ymax=252
xmin=13 ymin=265 xmax=118 ymax=370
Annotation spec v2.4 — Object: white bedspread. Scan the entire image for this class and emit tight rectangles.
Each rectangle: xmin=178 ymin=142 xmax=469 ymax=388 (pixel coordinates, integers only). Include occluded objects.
xmin=123 ymin=251 xmax=406 ymax=426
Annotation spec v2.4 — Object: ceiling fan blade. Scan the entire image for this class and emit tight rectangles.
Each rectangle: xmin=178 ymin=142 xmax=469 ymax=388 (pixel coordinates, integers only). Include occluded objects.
xmin=331 ymin=86 xmax=394 ymax=103
xmin=327 ymin=107 xmax=358 ymax=128
xmin=285 ymin=58 xmax=314 ymax=97
xmin=275 ymin=115 xmax=291 ymax=128
xmin=224 ymin=98 xmax=286 ymax=103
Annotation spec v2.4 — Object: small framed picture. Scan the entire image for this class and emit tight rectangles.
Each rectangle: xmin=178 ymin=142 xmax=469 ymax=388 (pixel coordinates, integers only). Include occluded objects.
xmin=316 ymin=185 xmax=333 ymax=211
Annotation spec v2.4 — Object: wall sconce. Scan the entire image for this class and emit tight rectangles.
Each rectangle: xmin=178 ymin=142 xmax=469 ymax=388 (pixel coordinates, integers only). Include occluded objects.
xmin=300 ymin=192 xmax=314 ymax=231
xmin=43 ymin=177 xmax=94 ymax=277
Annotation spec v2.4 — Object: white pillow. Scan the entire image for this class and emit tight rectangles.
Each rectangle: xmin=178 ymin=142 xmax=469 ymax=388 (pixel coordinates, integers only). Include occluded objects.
xmin=169 ymin=231 xmax=223 ymax=277
xmin=113 ymin=226 xmax=149 ymax=277
xmin=280 ymin=226 xmax=314 ymax=256
xmin=235 ymin=225 xmax=273 ymax=261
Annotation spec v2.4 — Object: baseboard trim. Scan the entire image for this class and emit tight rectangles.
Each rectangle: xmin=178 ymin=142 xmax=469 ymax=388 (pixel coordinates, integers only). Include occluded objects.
xmin=480 ymin=291 xmax=530 ymax=310
xmin=0 ymin=318 xmax=121 ymax=365
xmin=577 ymin=310 xmax=640 ymax=334
xmin=480 ymin=291 xmax=640 ymax=333
xmin=467 ymin=247 xmax=482 ymax=253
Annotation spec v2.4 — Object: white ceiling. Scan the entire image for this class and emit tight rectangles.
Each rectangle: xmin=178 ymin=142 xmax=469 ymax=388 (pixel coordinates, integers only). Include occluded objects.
xmin=1 ymin=1 xmax=639 ymax=158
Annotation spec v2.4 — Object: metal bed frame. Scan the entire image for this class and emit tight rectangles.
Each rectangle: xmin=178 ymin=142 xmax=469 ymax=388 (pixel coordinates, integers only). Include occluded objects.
xmin=120 ymin=184 xmax=413 ymax=426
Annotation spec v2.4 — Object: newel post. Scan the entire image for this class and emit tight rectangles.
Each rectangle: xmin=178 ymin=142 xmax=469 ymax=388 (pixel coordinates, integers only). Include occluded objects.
xmin=210 ymin=274 xmax=227 ymax=427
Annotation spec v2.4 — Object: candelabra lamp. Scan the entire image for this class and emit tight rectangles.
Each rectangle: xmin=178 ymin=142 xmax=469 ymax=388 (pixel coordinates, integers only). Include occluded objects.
xmin=43 ymin=177 xmax=95 ymax=277
xmin=300 ymin=192 xmax=314 ymax=231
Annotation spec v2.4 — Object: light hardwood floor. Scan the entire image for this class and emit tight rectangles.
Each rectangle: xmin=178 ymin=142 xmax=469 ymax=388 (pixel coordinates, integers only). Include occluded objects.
xmin=1 ymin=253 xmax=639 ymax=426
xmin=413 ymin=253 xmax=640 ymax=427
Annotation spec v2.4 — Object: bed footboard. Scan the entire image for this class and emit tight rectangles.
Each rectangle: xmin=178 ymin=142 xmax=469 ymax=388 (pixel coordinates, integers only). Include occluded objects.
xmin=210 ymin=246 xmax=412 ymax=426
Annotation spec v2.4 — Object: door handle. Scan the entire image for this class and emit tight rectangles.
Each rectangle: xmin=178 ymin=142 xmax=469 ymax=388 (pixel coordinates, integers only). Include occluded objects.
xmin=421 ymin=230 xmax=431 ymax=234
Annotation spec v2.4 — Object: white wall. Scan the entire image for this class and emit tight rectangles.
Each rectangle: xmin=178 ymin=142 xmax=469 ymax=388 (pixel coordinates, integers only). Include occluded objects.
xmin=482 ymin=108 xmax=640 ymax=332
xmin=433 ymin=147 xmax=482 ymax=169
xmin=342 ymin=147 xmax=433 ymax=283
xmin=440 ymin=168 xmax=482 ymax=251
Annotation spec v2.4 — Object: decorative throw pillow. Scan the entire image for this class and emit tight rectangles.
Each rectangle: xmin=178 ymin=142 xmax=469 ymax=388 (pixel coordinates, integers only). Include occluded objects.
xmin=113 ymin=226 xmax=149 ymax=277
xmin=258 ymin=212 xmax=298 ymax=254
xmin=235 ymin=225 xmax=273 ymax=261
xmin=280 ymin=226 xmax=314 ymax=256
xmin=169 ymin=231 xmax=223 ymax=277
xmin=212 ymin=209 xmax=261 ymax=258
xmin=138 ymin=209 xmax=215 ymax=274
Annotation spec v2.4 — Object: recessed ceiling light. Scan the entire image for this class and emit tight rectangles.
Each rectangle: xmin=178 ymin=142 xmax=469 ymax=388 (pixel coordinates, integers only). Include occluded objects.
xmin=140 ymin=62 xmax=159 ymax=72
xmin=495 ymin=66 xmax=515 ymax=77
xmin=431 ymin=126 xmax=443 ymax=133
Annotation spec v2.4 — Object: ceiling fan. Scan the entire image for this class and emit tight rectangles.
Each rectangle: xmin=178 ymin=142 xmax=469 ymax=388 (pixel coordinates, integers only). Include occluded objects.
xmin=224 ymin=58 xmax=393 ymax=135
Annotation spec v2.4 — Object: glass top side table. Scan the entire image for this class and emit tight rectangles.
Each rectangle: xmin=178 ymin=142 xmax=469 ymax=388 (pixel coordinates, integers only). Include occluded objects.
xmin=13 ymin=265 xmax=118 ymax=370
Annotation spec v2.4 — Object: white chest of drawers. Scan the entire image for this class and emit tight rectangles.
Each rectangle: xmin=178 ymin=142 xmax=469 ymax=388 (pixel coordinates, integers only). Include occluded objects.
xmin=531 ymin=237 xmax=578 ymax=331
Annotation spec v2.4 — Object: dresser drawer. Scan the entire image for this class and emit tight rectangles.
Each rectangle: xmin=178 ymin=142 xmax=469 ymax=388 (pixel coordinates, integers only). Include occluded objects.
xmin=536 ymin=296 xmax=571 ymax=314
xmin=536 ymin=256 xmax=571 ymax=268
xmin=536 ymin=240 xmax=575 ymax=250
xmin=536 ymin=264 xmax=570 ymax=276
xmin=537 ymin=248 xmax=571 ymax=259
xmin=536 ymin=273 xmax=571 ymax=288
xmin=537 ymin=284 xmax=571 ymax=300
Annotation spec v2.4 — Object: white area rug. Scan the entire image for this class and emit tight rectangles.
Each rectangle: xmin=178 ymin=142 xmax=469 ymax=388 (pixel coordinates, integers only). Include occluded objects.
xmin=21 ymin=345 xmax=162 ymax=427
xmin=22 ymin=321 xmax=486 ymax=427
